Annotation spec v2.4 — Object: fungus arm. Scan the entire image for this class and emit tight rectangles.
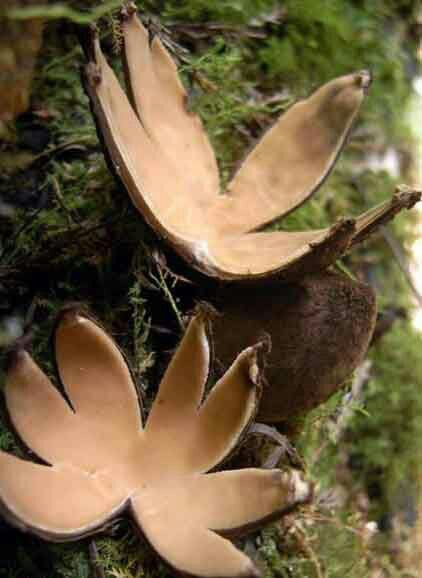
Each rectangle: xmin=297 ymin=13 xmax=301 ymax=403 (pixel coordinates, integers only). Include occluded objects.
xmin=132 ymin=491 xmax=259 ymax=578
xmin=0 ymin=452 xmax=127 ymax=540
xmin=214 ymin=72 xmax=370 ymax=236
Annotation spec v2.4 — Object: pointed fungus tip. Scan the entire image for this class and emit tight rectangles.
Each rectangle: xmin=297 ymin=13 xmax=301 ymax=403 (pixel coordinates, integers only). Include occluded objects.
xmin=121 ymin=1 xmax=137 ymax=21
xmin=56 ymin=304 xmax=90 ymax=330
xmin=194 ymin=302 xmax=220 ymax=324
xmin=290 ymin=470 xmax=313 ymax=504
xmin=87 ymin=25 xmax=103 ymax=62
xmin=254 ymin=333 xmax=272 ymax=357
xmin=78 ymin=21 xmax=99 ymax=63
xmin=5 ymin=333 xmax=32 ymax=373
xmin=356 ymin=69 xmax=372 ymax=92
xmin=247 ymin=337 xmax=270 ymax=386
xmin=394 ymin=185 xmax=422 ymax=209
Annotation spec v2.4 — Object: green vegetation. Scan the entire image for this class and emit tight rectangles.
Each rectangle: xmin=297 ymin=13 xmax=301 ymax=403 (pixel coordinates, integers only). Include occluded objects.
xmin=351 ymin=321 xmax=422 ymax=516
xmin=0 ymin=0 xmax=421 ymax=577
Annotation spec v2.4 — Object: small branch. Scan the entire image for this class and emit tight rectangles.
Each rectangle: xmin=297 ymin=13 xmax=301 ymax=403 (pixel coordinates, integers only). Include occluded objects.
xmin=248 ymin=422 xmax=305 ymax=470
xmin=150 ymin=264 xmax=184 ymax=331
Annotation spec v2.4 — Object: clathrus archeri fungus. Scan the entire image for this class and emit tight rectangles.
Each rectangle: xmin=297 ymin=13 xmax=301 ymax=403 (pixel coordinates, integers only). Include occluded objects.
xmin=0 ymin=307 xmax=311 ymax=578
xmin=83 ymin=4 xmax=420 ymax=282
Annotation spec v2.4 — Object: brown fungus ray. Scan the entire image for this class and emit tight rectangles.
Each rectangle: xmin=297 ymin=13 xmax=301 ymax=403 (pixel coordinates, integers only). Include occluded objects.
xmin=82 ymin=5 xmax=421 ymax=282
xmin=0 ymin=307 xmax=311 ymax=577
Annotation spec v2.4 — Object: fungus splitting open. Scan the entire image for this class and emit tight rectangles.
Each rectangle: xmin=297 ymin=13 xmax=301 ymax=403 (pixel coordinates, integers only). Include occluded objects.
xmin=83 ymin=4 xmax=420 ymax=282
xmin=0 ymin=308 xmax=311 ymax=578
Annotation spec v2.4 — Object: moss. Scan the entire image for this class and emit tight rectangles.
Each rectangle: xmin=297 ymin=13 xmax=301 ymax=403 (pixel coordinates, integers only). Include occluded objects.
xmin=291 ymin=320 xmax=422 ymax=577
xmin=94 ymin=523 xmax=171 ymax=578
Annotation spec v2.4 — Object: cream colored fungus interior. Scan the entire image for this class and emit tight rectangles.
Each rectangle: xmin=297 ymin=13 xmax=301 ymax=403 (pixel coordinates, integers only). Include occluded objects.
xmin=83 ymin=8 xmax=406 ymax=281
xmin=0 ymin=309 xmax=310 ymax=577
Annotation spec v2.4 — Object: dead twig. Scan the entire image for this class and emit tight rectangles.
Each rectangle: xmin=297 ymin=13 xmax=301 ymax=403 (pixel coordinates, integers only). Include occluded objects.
xmin=149 ymin=261 xmax=184 ymax=331
xmin=248 ymin=422 xmax=305 ymax=470
xmin=49 ymin=175 xmax=79 ymax=227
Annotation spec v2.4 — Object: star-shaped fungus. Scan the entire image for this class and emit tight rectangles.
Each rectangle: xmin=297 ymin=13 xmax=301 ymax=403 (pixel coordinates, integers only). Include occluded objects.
xmin=82 ymin=4 xmax=420 ymax=282
xmin=0 ymin=307 xmax=311 ymax=578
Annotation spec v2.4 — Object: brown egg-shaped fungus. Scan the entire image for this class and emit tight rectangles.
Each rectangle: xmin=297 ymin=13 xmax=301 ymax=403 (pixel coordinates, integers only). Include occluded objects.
xmin=211 ymin=271 xmax=377 ymax=424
